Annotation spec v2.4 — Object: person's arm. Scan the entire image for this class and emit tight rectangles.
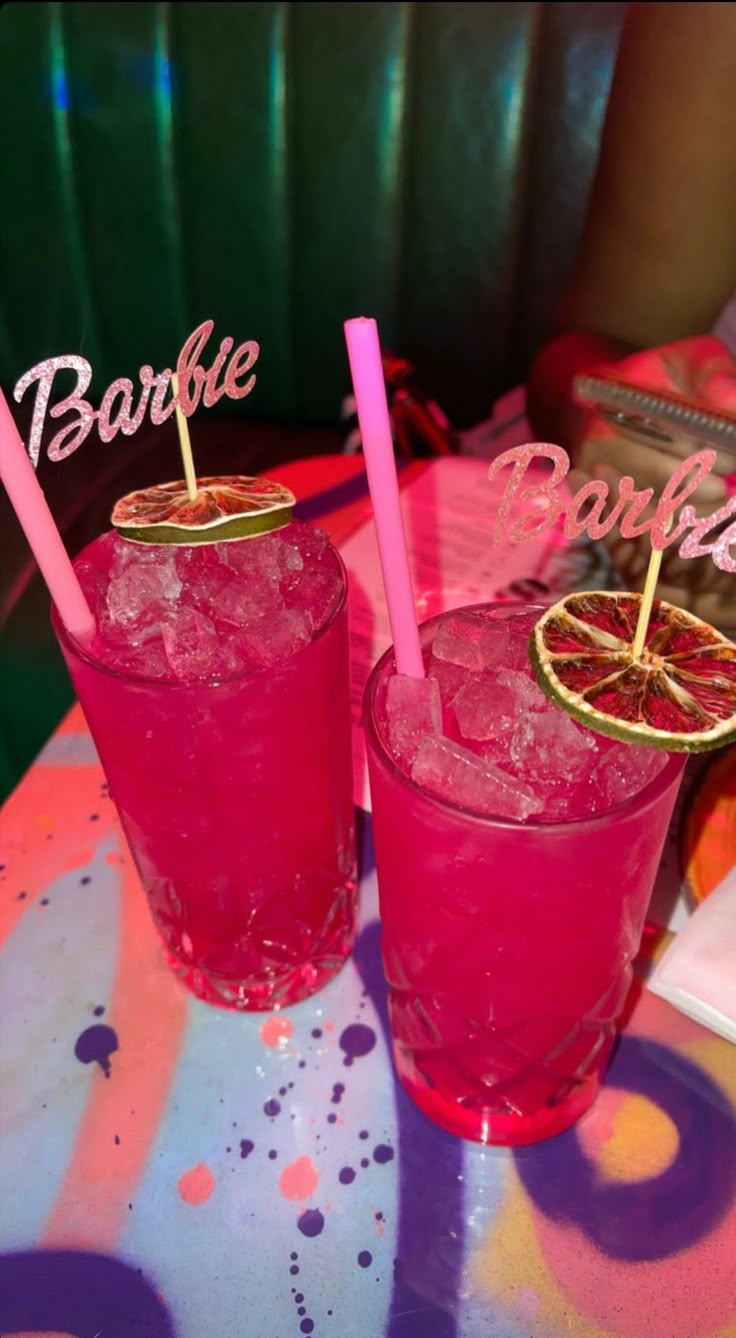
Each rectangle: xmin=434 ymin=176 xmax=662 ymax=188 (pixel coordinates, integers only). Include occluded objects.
xmin=528 ymin=1 xmax=736 ymax=445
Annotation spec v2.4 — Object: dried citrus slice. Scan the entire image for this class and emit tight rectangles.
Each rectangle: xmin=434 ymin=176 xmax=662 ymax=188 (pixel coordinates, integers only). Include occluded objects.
xmin=112 ymin=476 xmax=296 ymax=545
xmin=530 ymin=591 xmax=736 ymax=752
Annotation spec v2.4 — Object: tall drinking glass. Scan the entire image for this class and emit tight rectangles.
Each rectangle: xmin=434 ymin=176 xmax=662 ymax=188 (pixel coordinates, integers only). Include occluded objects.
xmin=53 ymin=522 xmax=357 ymax=1011
xmin=364 ymin=604 xmax=685 ymax=1145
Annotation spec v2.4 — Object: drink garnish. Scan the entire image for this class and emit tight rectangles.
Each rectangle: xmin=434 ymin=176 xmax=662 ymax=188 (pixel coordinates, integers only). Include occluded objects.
xmin=111 ymin=475 xmax=296 ymax=545
xmin=530 ymin=591 xmax=736 ymax=752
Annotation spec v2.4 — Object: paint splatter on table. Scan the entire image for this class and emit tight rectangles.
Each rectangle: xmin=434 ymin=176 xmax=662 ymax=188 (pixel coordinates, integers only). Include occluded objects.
xmin=1 ymin=707 xmax=735 ymax=1338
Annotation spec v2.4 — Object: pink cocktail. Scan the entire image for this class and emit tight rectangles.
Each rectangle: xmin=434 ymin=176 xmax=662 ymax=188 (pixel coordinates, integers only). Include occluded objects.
xmin=54 ymin=520 xmax=357 ymax=1010
xmin=364 ymin=604 xmax=684 ymax=1145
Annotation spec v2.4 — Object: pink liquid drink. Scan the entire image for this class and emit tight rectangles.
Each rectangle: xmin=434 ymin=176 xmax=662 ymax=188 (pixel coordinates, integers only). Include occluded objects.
xmin=53 ymin=520 xmax=357 ymax=1010
xmin=364 ymin=604 xmax=685 ymax=1145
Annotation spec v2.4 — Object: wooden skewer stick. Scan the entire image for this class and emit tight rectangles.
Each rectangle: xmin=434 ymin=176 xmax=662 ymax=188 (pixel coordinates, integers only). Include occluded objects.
xmin=632 ymin=545 xmax=664 ymax=660
xmin=632 ymin=515 xmax=673 ymax=660
xmin=170 ymin=373 xmax=197 ymax=503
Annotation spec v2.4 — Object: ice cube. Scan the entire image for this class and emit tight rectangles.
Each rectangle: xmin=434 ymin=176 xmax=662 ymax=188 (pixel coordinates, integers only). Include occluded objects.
xmin=190 ymin=563 xmax=237 ymax=608
xmin=73 ymin=558 xmax=107 ymax=606
xmin=158 ymin=559 xmax=182 ymax=600
xmin=276 ymin=540 xmax=304 ymax=578
xmin=479 ymin=604 xmax=540 ymax=669
xmin=411 ymin=735 xmax=544 ymax=820
xmin=106 ymin=562 xmax=182 ymax=627
xmin=212 ymin=579 xmax=284 ymax=627
xmin=161 ymin=609 xmax=218 ymax=678
xmin=174 ymin=544 xmax=226 ymax=580
xmin=385 ymin=674 xmax=442 ymax=766
xmin=234 ymin=608 xmax=314 ymax=668
xmin=275 ymin=539 xmax=305 ymax=594
xmin=97 ymin=609 xmax=162 ymax=651
xmin=509 ymin=709 xmax=597 ymax=783
xmin=220 ymin=533 xmax=280 ymax=577
xmin=427 ymin=657 xmax=469 ymax=708
xmin=173 ymin=545 xmax=195 ymax=578
xmin=495 ymin=667 xmax=547 ymax=712
xmin=532 ymin=780 xmax=583 ymax=823
xmin=110 ymin=538 xmax=168 ymax=581
xmin=284 ymin=567 xmax=338 ymax=627
xmin=431 ymin=612 xmax=508 ymax=672
xmin=497 ymin=606 xmax=539 ymax=636
xmin=105 ymin=639 xmax=170 ymax=679
xmin=504 ymin=613 xmax=538 ymax=669
xmin=589 ymin=741 xmax=666 ymax=812
xmin=451 ymin=679 xmax=517 ymax=742
xmin=286 ymin=521 xmax=330 ymax=564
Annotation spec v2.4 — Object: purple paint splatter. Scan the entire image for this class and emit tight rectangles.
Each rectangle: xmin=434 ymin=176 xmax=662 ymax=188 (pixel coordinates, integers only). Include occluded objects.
xmin=358 ymin=1250 xmax=372 ymax=1268
xmin=264 ymin=1098 xmax=281 ymax=1117
xmin=339 ymin=1024 xmax=376 ymax=1067
xmin=297 ymin=1209 xmax=324 ymax=1238
xmin=0 ymin=1249 xmax=173 ymax=1335
xmin=373 ymin=1144 xmax=394 ymax=1165
xmin=240 ymin=1140 xmax=254 ymax=1159
xmin=339 ymin=1166 xmax=356 ymax=1185
xmin=74 ymin=1024 xmax=118 ymax=1078
xmin=331 ymin=1083 xmax=345 ymax=1104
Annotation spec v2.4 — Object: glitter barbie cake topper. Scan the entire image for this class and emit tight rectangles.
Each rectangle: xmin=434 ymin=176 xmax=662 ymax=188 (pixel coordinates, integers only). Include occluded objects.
xmin=13 ymin=319 xmax=258 ymax=469
xmin=488 ymin=443 xmax=735 ymax=573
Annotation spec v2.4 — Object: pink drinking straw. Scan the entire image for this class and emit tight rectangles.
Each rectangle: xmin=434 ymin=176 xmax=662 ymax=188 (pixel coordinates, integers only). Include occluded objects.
xmin=344 ymin=316 xmax=424 ymax=677
xmin=0 ymin=387 xmax=95 ymax=641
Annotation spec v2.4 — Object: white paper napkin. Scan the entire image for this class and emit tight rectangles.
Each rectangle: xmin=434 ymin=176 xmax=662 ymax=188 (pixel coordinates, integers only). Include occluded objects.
xmin=648 ymin=865 xmax=736 ymax=1044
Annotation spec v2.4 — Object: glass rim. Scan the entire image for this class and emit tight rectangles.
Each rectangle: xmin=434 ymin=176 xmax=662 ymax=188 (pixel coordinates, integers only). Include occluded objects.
xmin=363 ymin=602 xmax=686 ymax=834
xmin=52 ymin=540 xmax=349 ymax=690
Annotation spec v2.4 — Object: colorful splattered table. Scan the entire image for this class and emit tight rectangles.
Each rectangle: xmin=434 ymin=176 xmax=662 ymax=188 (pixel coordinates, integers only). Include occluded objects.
xmin=2 ymin=456 xmax=736 ymax=1338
